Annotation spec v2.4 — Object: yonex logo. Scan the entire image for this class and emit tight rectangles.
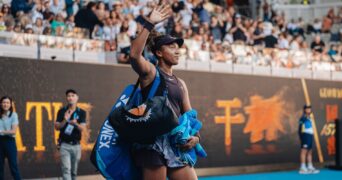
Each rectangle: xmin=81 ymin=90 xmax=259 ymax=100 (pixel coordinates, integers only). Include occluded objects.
xmin=115 ymin=94 xmax=129 ymax=108
xmin=99 ymin=120 xmax=117 ymax=149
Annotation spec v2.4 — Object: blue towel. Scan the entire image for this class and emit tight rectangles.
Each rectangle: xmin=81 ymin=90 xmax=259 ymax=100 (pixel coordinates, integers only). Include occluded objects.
xmin=169 ymin=109 xmax=207 ymax=167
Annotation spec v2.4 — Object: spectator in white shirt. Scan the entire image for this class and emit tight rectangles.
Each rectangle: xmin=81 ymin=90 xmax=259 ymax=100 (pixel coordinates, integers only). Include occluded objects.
xmin=179 ymin=1 xmax=193 ymax=29
xmin=290 ymin=35 xmax=302 ymax=51
xmin=102 ymin=17 xmax=117 ymax=40
xmin=278 ymin=32 xmax=289 ymax=50
xmin=195 ymin=42 xmax=210 ymax=62
xmin=50 ymin=0 xmax=65 ymax=15
xmin=31 ymin=3 xmax=44 ymax=24
xmin=127 ymin=13 xmax=137 ymax=37
xmin=33 ymin=17 xmax=44 ymax=34
xmin=312 ymin=18 xmax=322 ymax=33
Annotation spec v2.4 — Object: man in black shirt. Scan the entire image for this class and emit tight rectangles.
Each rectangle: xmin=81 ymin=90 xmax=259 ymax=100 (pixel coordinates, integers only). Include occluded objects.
xmin=310 ymin=35 xmax=325 ymax=53
xmin=230 ymin=14 xmax=247 ymax=43
xmin=264 ymin=28 xmax=278 ymax=48
xmin=75 ymin=2 xmax=103 ymax=38
xmin=55 ymin=89 xmax=86 ymax=180
xmin=253 ymin=21 xmax=264 ymax=45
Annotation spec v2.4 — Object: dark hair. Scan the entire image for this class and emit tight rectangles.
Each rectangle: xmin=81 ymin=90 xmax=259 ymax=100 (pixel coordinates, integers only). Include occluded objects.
xmin=1 ymin=4 xmax=11 ymax=14
xmin=109 ymin=10 xmax=117 ymax=19
xmin=87 ymin=2 xmax=97 ymax=10
xmin=120 ymin=22 xmax=129 ymax=33
xmin=0 ymin=96 xmax=13 ymax=117
xmin=97 ymin=1 xmax=105 ymax=9
xmin=147 ymin=30 xmax=163 ymax=57
xmin=42 ymin=26 xmax=51 ymax=35
xmin=65 ymin=89 xmax=77 ymax=96
xmin=280 ymin=32 xmax=287 ymax=38
xmin=303 ymin=104 xmax=311 ymax=110
xmin=303 ymin=104 xmax=312 ymax=115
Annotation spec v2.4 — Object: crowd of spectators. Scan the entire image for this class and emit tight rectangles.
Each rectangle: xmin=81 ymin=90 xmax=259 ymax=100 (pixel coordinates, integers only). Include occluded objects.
xmin=0 ymin=0 xmax=341 ymax=70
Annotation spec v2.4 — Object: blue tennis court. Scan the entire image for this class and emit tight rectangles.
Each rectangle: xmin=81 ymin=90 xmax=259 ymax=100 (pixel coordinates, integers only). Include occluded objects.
xmin=199 ymin=169 xmax=342 ymax=180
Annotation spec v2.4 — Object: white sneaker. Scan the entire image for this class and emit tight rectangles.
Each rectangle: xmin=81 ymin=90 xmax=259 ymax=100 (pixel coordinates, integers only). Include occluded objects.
xmin=299 ymin=168 xmax=310 ymax=174
xmin=308 ymin=167 xmax=320 ymax=174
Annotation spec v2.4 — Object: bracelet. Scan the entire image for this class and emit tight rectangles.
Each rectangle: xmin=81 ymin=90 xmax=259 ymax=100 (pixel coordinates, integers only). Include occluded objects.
xmin=194 ymin=134 xmax=200 ymax=143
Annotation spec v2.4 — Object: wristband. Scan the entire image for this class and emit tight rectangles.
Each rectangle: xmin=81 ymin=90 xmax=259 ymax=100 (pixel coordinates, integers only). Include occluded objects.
xmin=143 ymin=20 xmax=155 ymax=32
xmin=137 ymin=15 xmax=155 ymax=32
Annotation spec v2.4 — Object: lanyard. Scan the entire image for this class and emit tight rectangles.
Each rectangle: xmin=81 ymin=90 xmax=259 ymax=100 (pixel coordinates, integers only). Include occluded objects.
xmin=67 ymin=108 xmax=79 ymax=122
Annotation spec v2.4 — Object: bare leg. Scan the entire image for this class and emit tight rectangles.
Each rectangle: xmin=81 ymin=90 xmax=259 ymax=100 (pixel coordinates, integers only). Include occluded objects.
xmin=306 ymin=149 xmax=319 ymax=173
xmin=300 ymin=148 xmax=308 ymax=165
xmin=168 ymin=166 xmax=198 ymax=180
xmin=307 ymin=149 xmax=312 ymax=164
xmin=142 ymin=166 xmax=167 ymax=180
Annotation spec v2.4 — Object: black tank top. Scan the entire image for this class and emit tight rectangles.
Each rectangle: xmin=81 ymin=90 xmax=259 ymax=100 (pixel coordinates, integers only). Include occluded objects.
xmin=141 ymin=69 xmax=184 ymax=117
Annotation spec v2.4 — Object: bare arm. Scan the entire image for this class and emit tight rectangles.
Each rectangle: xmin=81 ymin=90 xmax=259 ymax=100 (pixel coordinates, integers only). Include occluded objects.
xmin=238 ymin=24 xmax=248 ymax=34
xmin=76 ymin=123 xmax=86 ymax=131
xmin=253 ymin=33 xmax=264 ymax=40
xmin=54 ymin=109 xmax=72 ymax=130
xmin=129 ymin=4 xmax=172 ymax=83
xmin=1 ymin=124 xmax=18 ymax=135
xmin=178 ymin=78 xmax=200 ymax=150
xmin=54 ymin=120 xmax=67 ymax=130
xmin=229 ymin=26 xmax=238 ymax=33
xmin=179 ymin=78 xmax=192 ymax=113
xmin=130 ymin=27 xmax=155 ymax=79
xmin=218 ymin=18 xmax=224 ymax=27
xmin=69 ymin=120 xmax=86 ymax=131
xmin=179 ymin=78 xmax=202 ymax=129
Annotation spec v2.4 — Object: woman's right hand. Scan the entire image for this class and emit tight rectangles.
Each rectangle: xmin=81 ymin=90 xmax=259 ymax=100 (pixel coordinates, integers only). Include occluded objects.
xmin=147 ymin=3 xmax=172 ymax=25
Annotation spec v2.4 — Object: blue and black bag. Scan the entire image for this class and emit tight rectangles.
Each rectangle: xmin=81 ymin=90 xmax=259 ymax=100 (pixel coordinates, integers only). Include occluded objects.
xmin=90 ymin=69 xmax=178 ymax=179
xmin=90 ymin=83 xmax=140 ymax=180
xmin=109 ymin=69 xmax=179 ymax=144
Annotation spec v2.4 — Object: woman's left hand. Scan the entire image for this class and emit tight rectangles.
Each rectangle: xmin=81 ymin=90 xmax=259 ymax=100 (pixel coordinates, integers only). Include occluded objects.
xmin=179 ymin=136 xmax=199 ymax=151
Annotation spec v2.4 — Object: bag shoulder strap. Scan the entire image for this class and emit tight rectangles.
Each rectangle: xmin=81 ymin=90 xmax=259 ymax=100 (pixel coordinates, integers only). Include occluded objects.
xmin=126 ymin=79 xmax=140 ymax=106
xmin=147 ymin=68 xmax=160 ymax=99
xmin=127 ymin=67 xmax=161 ymax=105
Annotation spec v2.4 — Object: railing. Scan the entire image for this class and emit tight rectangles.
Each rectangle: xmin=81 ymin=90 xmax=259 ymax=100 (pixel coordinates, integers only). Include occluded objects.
xmin=174 ymin=60 xmax=342 ymax=81
xmin=184 ymin=38 xmax=342 ymax=71
xmin=0 ymin=31 xmax=117 ymax=64
xmin=273 ymin=2 xmax=342 ymax=23
xmin=283 ymin=0 xmax=342 ymax=4
xmin=1 ymin=31 xmax=342 ymax=81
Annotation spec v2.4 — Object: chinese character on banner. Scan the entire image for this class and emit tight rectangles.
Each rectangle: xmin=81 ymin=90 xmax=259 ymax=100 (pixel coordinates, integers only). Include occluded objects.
xmin=214 ymin=98 xmax=245 ymax=155
xmin=244 ymin=95 xmax=286 ymax=143
xmin=215 ymin=93 xmax=291 ymax=155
